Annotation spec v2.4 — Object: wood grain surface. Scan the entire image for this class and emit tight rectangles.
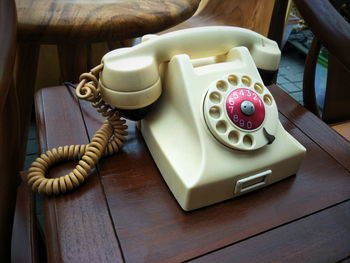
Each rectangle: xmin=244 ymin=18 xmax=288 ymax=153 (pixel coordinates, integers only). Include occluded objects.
xmin=98 ymin=114 xmax=350 ymax=262
xmin=35 ymin=84 xmax=350 ymax=262
xmin=269 ymin=85 xmax=350 ymax=171
xmin=191 ymin=200 xmax=350 ymax=263
xmin=11 ymin=173 xmax=39 ymax=263
xmin=16 ymin=0 xmax=201 ymax=42
xmin=0 ymin=0 xmax=20 ymax=260
xmin=35 ymin=87 xmax=124 ymax=263
xmin=161 ymin=0 xmax=276 ymax=37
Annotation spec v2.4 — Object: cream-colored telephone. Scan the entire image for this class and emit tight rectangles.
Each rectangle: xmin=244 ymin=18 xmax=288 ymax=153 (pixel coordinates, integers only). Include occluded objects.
xmin=28 ymin=26 xmax=306 ymax=211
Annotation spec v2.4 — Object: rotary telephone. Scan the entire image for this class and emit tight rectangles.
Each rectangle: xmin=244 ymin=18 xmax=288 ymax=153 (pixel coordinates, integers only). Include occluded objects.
xmin=28 ymin=26 xmax=306 ymax=211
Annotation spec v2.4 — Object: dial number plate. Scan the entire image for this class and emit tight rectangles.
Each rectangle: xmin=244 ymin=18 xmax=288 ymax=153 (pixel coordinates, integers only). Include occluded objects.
xmin=225 ymin=88 xmax=265 ymax=130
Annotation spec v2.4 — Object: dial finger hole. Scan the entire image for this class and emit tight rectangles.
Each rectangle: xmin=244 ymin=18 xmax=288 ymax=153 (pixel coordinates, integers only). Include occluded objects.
xmin=241 ymin=76 xmax=251 ymax=86
xmin=254 ymin=83 xmax=264 ymax=94
xmin=228 ymin=75 xmax=238 ymax=86
xmin=209 ymin=92 xmax=221 ymax=104
xmin=243 ymin=135 xmax=253 ymax=147
xmin=209 ymin=106 xmax=221 ymax=119
xmin=263 ymin=94 xmax=273 ymax=106
xmin=216 ymin=120 xmax=227 ymax=133
xmin=216 ymin=80 xmax=228 ymax=92
xmin=228 ymin=130 xmax=239 ymax=144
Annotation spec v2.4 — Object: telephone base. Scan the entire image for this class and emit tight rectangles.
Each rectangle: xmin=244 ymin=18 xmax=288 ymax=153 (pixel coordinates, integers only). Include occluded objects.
xmin=142 ymin=121 xmax=305 ymax=211
xmin=140 ymin=47 xmax=305 ymax=211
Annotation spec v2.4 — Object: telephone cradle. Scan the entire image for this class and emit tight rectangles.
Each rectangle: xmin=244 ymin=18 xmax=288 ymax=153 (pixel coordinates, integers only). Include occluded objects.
xmin=28 ymin=26 xmax=306 ymax=211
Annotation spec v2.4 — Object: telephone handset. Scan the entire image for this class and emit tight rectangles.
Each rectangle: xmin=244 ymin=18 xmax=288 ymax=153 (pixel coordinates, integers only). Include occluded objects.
xmin=28 ymin=26 xmax=306 ymax=211
xmin=99 ymin=26 xmax=280 ymax=111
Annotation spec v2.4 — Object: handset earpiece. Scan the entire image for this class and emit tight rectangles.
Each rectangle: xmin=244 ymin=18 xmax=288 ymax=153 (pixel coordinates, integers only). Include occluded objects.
xmin=100 ymin=48 xmax=161 ymax=110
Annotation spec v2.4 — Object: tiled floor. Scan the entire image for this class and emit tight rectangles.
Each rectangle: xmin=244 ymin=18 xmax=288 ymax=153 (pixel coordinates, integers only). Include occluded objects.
xmin=277 ymin=44 xmax=305 ymax=104
xmin=25 ymin=122 xmax=40 ymax=169
xmin=24 ymin=43 xmax=306 ymax=169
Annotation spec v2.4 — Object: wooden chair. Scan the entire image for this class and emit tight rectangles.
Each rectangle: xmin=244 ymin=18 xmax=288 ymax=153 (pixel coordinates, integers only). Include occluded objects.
xmin=162 ymin=0 xmax=288 ymax=47
xmin=20 ymin=1 xmax=350 ymax=261
xmin=293 ymin=0 xmax=350 ymax=141
xmin=0 ymin=0 xmax=39 ymax=261
xmin=161 ymin=0 xmax=288 ymax=85
xmin=0 ymin=0 xmax=20 ymax=260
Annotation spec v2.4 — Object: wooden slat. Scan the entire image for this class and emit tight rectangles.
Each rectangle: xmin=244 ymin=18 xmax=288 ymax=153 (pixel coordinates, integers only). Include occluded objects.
xmin=322 ymin=53 xmax=350 ymax=123
xmin=267 ymin=0 xmax=289 ymax=46
xmin=16 ymin=42 xmax=40 ymax=169
xmin=0 ymin=0 xmax=19 ymax=260
xmin=76 ymin=86 xmax=350 ymax=262
xmin=34 ymin=86 xmax=124 ymax=263
xmin=302 ymin=37 xmax=321 ymax=117
xmin=190 ymin=200 xmax=350 ymax=263
xmin=293 ymin=0 xmax=350 ymax=69
xmin=57 ymin=43 xmax=89 ymax=83
xmin=11 ymin=172 xmax=38 ymax=263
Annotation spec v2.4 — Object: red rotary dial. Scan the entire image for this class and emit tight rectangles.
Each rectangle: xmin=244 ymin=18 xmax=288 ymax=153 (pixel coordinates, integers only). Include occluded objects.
xmin=225 ymin=88 xmax=265 ymax=130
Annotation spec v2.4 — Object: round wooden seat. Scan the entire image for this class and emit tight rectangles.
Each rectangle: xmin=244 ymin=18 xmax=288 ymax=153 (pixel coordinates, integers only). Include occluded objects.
xmin=17 ymin=0 xmax=200 ymax=42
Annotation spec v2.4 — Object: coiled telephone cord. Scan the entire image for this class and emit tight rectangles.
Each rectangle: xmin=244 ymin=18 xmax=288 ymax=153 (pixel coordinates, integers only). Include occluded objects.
xmin=27 ymin=64 xmax=128 ymax=195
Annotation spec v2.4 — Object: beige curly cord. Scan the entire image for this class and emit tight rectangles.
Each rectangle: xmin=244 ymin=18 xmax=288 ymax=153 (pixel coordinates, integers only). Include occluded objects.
xmin=27 ymin=64 xmax=128 ymax=195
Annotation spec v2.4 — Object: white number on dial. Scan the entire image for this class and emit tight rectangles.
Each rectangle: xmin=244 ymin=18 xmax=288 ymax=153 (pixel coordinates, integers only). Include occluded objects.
xmin=247 ymin=121 xmax=253 ymax=129
xmin=239 ymin=119 xmax=245 ymax=127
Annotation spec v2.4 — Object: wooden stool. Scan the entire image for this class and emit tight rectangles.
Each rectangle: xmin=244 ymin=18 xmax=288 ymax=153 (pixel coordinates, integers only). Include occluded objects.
xmin=15 ymin=0 xmax=201 ymax=169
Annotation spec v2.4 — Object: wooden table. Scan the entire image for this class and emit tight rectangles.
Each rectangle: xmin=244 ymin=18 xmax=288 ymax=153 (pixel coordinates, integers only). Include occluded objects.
xmin=34 ymin=84 xmax=350 ymax=262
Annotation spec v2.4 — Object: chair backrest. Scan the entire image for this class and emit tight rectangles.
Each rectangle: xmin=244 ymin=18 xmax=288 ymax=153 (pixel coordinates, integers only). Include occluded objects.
xmin=0 ymin=0 xmax=20 ymax=260
xmin=163 ymin=0 xmax=288 ymax=46
xmin=161 ymin=0 xmax=288 ymax=85
xmin=294 ymin=0 xmax=350 ymax=124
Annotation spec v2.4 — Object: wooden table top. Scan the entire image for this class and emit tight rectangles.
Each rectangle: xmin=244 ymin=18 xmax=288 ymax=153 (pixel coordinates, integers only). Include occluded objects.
xmin=34 ymin=84 xmax=350 ymax=262
xmin=16 ymin=0 xmax=201 ymax=42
